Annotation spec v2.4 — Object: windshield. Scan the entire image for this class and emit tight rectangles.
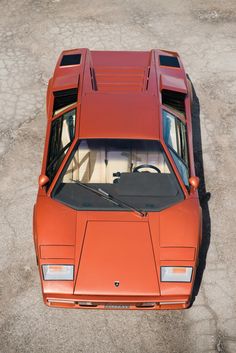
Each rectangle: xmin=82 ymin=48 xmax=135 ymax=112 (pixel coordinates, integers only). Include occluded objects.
xmin=52 ymin=139 xmax=184 ymax=211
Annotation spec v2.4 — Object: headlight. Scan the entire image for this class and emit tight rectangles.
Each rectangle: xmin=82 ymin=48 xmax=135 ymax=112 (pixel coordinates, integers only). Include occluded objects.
xmin=161 ymin=266 xmax=192 ymax=282
xmin=42 ymin=265 xmax=74 ymax=280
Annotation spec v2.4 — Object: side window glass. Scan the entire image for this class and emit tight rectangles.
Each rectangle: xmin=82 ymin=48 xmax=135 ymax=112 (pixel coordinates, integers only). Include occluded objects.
xmin=163 ymin=110 xmax=189 ymax=186
xmin=163 ymin=110 xmax=178 ymax=152
xmin=46 ymin=109 xmax=76 ymax=183
xmin=176 ymin=120 xmax=189 ymax=166
xmin=169 ymin=149 xmax=189 ymax=186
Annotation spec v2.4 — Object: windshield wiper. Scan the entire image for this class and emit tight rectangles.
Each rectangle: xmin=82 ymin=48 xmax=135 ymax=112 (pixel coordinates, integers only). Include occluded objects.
xmin=71 ymin=179 xmax=147 ymax=218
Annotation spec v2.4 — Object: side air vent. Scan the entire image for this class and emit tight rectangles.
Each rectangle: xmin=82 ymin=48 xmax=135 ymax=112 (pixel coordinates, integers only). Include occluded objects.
xmin=159 ymin=55 xmax=180 ymax=68
xmin=90 ymin=67 xmax=97 ymax=90
xmin=53 ymin=88 xmax=78 ymax=115
xmin=146 ymin=67 xmax=151 ymax=90
xmin=162 ymin=89 xmax=185 ymax=113
xmin=60 ymin=54 xmax=81 ymax=66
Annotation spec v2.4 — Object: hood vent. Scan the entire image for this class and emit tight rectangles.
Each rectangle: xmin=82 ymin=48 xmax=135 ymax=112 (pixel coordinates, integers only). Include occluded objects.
xmin=60 ymin=54 xmax=81 ymax=66
xmin=91 ymin=66 xmax=147 ymax=92
xmin=159 ymin=55 xmax=180 ymax=68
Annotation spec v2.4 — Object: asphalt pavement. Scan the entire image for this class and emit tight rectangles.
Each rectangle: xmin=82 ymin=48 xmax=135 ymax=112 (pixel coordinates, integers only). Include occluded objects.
xmin=0 ymin=1 xmax=236 ymax=352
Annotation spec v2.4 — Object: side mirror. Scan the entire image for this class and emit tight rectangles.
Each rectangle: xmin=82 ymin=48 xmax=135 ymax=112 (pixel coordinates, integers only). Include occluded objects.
xmin=189 ymin=176 xmax=200 ymax=191
xmin=38 ymin=174 xmax=49 ymax=188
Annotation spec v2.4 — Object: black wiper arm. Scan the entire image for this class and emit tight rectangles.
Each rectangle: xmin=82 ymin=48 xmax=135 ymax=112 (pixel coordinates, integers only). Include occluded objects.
xmin=97 ymin=188 xmax=147 ymax=218
xmin=71 ymin=179 xmax=147 ymax=218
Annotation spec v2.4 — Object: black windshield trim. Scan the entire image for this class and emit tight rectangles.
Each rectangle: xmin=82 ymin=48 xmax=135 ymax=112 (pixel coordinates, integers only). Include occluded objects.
xmin=71 ymin=179 xmax=146 ymax=217
xmin=53 ymin=196 xmax=184 ymax=213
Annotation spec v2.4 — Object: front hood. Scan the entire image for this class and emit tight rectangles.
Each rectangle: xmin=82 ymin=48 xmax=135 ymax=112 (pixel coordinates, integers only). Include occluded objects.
xmin=36 ymin=196 xmax=201 ymax=297
xmin=73 ymin=198 xmax=201 ymax=297
xmin=74 ymin=221 xmax=160 ymax=296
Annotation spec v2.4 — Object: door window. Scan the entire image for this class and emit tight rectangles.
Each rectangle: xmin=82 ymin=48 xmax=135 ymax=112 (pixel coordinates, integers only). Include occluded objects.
xmin=163 ymin=110 xmax=189 ymax=186
xmin=46 ymin=109 xmax=76 ymax=183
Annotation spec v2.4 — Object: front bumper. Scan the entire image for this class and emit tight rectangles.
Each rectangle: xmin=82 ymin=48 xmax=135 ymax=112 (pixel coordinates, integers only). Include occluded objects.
xmin=43 ymin=294 xmax=190 ymax=310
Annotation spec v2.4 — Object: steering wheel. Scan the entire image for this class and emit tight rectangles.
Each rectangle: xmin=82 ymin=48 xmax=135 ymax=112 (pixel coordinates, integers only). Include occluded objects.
xmin=133 ymin=164 xmax=161 ymax=173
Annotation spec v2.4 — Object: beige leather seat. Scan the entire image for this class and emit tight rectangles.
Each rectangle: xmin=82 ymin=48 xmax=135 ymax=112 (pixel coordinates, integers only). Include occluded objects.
xmin=63 ymin=141 xmax=106 ymax=183
xmin=76 ymin=140 xmax=106 ymax=183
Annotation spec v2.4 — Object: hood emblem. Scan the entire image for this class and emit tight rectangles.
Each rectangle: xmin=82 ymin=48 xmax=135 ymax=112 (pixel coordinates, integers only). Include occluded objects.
xmin=114 ymin=281 xmax=120 ymax=287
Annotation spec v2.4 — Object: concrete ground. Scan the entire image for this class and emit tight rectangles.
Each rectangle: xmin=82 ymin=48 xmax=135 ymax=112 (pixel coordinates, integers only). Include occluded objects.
xmin=0 ymin=0 xmax=236 ymax=352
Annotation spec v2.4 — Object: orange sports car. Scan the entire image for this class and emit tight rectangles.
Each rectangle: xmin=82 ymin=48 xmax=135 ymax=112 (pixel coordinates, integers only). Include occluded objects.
xmin=33 ymin=48 xmax=202 ymax=310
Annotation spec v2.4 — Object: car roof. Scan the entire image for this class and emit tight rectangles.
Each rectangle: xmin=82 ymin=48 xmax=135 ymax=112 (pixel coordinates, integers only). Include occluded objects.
xmin=49 ymin=48 xmax=188 ymax=139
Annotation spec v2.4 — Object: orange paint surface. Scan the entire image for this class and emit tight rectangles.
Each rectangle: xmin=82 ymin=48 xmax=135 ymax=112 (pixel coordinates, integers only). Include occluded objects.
xmin=33 ymin=49 xmax=202 ymax=310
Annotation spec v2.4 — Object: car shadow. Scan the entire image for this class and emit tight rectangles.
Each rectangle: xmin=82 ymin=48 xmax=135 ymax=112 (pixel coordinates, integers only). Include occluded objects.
xmin=188 ymin=77 xmax=211 ymax=305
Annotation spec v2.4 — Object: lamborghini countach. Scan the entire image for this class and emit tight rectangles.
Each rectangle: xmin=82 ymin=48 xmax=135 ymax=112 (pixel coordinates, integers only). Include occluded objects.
xmin=33 ymin=48 xmax=202 ymax=310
